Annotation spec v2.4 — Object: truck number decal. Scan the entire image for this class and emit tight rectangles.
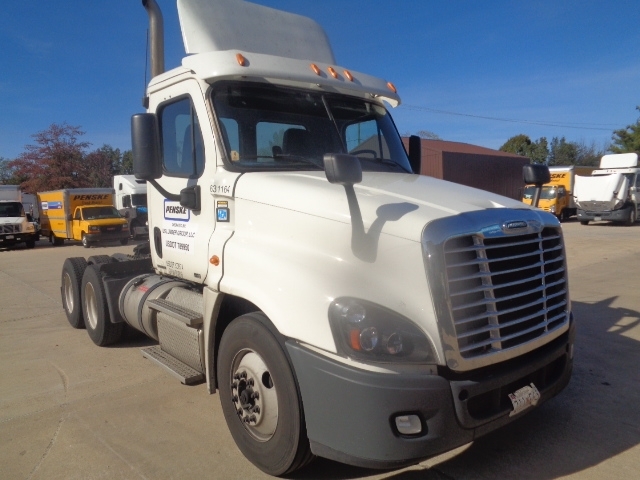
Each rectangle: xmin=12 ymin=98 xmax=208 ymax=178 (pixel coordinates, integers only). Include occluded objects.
xmin=210 ymin=184 xmax=231 ymax=195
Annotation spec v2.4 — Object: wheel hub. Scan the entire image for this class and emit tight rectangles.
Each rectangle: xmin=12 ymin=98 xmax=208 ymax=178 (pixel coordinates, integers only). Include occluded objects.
xmin=230 ymin=351 xmax=278 ymax=441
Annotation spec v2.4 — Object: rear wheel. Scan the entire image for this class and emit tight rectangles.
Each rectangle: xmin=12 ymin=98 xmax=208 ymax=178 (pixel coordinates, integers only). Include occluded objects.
xmin=61 ymin=257 xmax=88 ymax=329
xmin=82 ymin=265 xmax=124 ymax=346
xmin=217 ymin=313 xmax=313 ymax=476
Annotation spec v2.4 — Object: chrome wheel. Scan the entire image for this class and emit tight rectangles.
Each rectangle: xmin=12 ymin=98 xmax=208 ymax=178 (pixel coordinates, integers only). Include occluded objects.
xmin=84 ymin=281 xmax=98 ymax=330
xmin=63 ymin=272 xmax=74 ymax=313
xmin=230 ymin=349 xmax=278 ymax=441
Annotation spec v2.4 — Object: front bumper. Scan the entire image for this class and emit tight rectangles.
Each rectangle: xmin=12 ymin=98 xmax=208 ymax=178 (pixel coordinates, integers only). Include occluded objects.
xmin=0 ymin=232 xmax=38 ymax=246
xmin=577 ymin=206 xmax=630 ymax=222
xmin=287 ymin=316 xmax=574 ymax=469
xmin=84 ymin=231 xmax=129 ymax=244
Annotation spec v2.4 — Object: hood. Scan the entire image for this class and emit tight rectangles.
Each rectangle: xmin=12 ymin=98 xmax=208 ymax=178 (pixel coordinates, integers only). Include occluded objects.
xmin=235 ymin=171 xmax=532 ymax=242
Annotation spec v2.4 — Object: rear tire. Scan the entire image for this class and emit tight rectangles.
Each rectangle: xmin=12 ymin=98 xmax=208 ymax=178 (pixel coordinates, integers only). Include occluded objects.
xmin=87 ymin=255 xmax=112 ymax=266
xmin=217 ymin=313 xmax=313 ymax=476
xmin=81 ymin=265 xmax=124 ymax=346
xmin=61 ymin=257 xmax=88 ymax=329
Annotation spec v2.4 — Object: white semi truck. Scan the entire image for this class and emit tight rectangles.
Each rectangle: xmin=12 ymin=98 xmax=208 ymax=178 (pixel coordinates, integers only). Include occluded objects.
xmin=114 ymin=174 xmax=149 ymax=239
xmin=574 ymin=153 xmax=639 ymax=225
xmin=59 ymin=0 xmax=574 ymax=475
xmin=0 ymin=185 xmax=39 ymax=249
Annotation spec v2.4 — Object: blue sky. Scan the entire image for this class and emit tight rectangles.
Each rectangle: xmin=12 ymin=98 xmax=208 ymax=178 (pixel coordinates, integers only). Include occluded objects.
xmin=1 ymin=0 xmax=639 ymax=160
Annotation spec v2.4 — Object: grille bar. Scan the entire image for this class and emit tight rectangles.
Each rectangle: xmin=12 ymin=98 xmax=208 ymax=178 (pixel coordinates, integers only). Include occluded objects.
xmin=443 ymin=227 xmax=569 ymax=359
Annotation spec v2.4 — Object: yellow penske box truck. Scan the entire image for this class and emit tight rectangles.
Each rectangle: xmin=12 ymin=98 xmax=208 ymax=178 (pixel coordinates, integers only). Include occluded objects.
xmin=38 ymin=188 xmax=129 ymax=247
xmin=522 ymin=165 xmax=594 ymax=221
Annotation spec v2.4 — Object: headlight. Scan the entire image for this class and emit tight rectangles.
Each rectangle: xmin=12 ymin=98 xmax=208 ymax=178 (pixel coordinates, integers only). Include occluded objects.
xmin=328 ymin=298 xmax=435 ymax=363
xmin=550 ymin=205 xmax=556 ymax=213
xmin=88 ymin=225 xmax=100 ymax=232
xmin=122 ymin=223 xmax=129 ymax=230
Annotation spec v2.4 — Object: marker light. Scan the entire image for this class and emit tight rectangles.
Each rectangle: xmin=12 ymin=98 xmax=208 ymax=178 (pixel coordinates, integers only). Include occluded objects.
xmin=327 ymin=66 xmax=338 ymax=78
xmin=386 ymin=81 xmax=397 ymax=93
xmin=310 ymin=63 xmax=321 ymax=75
xmin=343 ymin=70 xmax=354 ymax=81
xmin=236 ymin=53 xmax=246 ymax=66
xmin=210 ymin=255 xmax=220 ymax=266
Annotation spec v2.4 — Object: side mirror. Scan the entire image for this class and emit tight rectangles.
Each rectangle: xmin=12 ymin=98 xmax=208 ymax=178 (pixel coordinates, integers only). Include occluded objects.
xmin=131 ymin=113 xmax=162 ymax=180
xmin=408 ymin=135 xmax=422 ymax=174
xmin=324 ymin=154 xmax=362 ymax=186
xmin=523 ymin=164 xmax=550 ymax=208
xmin=180 ymin=185 xmax=201 ymax=211
xmin=124 ymin=211 xmax=130 ymax=218
xmin=66 ymin=213 xmax=73 ymax=221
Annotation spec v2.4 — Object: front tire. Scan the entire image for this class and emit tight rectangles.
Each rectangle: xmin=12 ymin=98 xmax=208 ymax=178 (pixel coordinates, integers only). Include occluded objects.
xmin=82 ymin=233 xmax=90 ymax=248
xmin=217 ymin=313 xmax=313 ymax=476
xmin=81 ymin=265 xmax=123 ymax=346
xmin=580 ymin=220 xmax=589 ymax=225
xmin=626 ymin=208 xmax=636 ymax=226
xmin=120 ymin=238 xmax=129 ymax=245
xmin=61 ymin=257 xmax=88 ymax=329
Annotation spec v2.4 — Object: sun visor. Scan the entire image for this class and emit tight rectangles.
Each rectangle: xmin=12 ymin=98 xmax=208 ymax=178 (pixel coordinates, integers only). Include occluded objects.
xmin=177 ymin=0 xmax=336 ymax=64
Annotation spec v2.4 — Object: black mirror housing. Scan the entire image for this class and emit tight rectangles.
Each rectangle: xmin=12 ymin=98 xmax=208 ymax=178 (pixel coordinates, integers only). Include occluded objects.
xmin=180 ymin=185 xmax=201 ymax=211
xmin=408 ymin=135 xmax=422 ymax=174
xmin=131 ymin=113 xmax=163 ymax=181
xmin=324 ymin=154 xmax=362 ymax=186
xmin=523 ymin=163 xmax=550 ymax=186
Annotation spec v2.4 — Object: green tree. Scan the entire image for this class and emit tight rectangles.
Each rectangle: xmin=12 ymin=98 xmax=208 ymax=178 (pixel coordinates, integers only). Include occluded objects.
xmin=0 ymin=157 xmax=23 ymax=184
xmin=499 ymin=134 xmax=548 ymax=164
xmin=119 ymin=150 xmax=134 ymax=175
xmin=610 ymin=106 xmax=640 ymax=153
xmin=548 ymin=137 xmax=578 ymax=166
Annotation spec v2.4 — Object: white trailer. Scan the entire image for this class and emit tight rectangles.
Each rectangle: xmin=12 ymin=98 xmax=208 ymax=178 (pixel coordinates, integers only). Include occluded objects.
xmin=114 ymin=175 xmax=148 ymax=239
xmin=574 ymin=153 xmax=640 ymax=225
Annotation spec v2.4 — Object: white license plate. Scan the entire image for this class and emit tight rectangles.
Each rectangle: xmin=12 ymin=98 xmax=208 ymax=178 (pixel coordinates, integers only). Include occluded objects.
xmin=594 ymin=216 xmax=602 ymax=221
xmin=508 ymin=383 xmax=541 ymax=417
xmin=6 ymin=235 xmax=14 ymax=239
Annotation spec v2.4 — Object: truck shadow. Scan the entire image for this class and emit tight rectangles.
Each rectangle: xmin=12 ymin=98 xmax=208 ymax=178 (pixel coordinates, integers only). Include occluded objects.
xmin=292 ymin=298 xmax=640 ymax=479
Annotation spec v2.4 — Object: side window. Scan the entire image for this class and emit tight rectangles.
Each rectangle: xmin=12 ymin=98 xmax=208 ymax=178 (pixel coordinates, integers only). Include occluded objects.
xmin=219 ymin=118 xmax=239 ymax=160
xmin=635 ymin=175 xmax=640 ymax=189
xmin=345 ymin=119 xmax=390 ymax=159
xmin=74 ymin=209 xmax=81 ymax=220
xmin=160 ymin=97 xmax=205 ymax=177
xmin=123 ymin=195 xmax=131 ymax=208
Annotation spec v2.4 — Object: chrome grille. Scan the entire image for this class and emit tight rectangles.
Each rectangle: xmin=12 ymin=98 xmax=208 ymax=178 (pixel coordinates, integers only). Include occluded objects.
xmin=443 ymin=227 xmax=567 ymax=359
xmin=0 ymin=224 xmax=20 ymax=234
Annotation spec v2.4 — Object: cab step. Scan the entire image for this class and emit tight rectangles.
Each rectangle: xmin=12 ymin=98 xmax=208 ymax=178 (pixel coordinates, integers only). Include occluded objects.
xmin=141 ymin=345 xmax=205 ymax=385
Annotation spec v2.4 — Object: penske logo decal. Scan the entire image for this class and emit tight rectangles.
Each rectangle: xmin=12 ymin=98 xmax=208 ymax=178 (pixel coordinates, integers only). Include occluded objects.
xmin=164 ymin=200 xmax=190 ymax=221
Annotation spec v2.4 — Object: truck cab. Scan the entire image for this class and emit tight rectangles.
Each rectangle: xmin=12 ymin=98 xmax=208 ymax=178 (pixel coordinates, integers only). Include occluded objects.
xmin=59 ymin=0 xmax=574 ymax=476
xmin=71 ymin=205 xmax=129 ymax=247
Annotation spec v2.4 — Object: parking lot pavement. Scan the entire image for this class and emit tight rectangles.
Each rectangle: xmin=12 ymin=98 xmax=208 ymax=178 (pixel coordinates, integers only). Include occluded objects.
xmin=1 ymin=221 xmax=639 ymax=479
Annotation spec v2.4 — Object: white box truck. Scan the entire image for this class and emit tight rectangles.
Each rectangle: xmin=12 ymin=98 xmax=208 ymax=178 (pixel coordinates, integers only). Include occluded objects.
xmin=58 ymin=0 xmax=574 ymax=476
xmin=574 ymin=153 xmax=640 ymax=225
xmin=114 ymin=175 xmax=149 ymax=239
xmin=0 ymin=185 xmax=39 ymax=249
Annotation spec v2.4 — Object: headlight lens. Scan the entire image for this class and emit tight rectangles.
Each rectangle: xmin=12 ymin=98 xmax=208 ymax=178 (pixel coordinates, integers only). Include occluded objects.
xmin=550 ymin=205 xmax=556 ymax=213
xmin=88 ymin=225 xmax=100 ymax=232
xmin=328 ymin=298 xmax=435 ymax=363
xmin=122 ymin=223 xmax=129 ymax=230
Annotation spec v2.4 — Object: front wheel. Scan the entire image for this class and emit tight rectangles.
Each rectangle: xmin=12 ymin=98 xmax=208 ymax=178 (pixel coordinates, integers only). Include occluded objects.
xmin=120 ymin=238 xmax=129 ymax=245
xmin=217 ymin=313 xmax=313 ymax=476
xmin=626 ymin=208 xmax=636 ymax=226
xmin=580 ymin=220 xmax=589 ymax=225
xmin=82 ymin=233 xmax=90 ymax=248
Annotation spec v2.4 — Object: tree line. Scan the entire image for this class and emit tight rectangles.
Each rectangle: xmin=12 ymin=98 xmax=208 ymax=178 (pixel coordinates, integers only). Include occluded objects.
xmin=499 ymin=106 xmax=640 ymax=165
xmin=0 ymin=123 xmax=133 ymax=193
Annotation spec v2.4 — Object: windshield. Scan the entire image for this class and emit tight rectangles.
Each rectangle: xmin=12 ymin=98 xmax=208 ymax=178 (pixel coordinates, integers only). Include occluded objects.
xmin=211 ymin=81 xmax=412 ymax=173
xmin=82 ymin=207 xmax=122 ymax=220
xmin=131 ymin=194 xmax=147 ymax=207
xmin=0 ymin=202 xmax=24 ymax=217
xmin=523 ymin=185 xmax=557 ymax=200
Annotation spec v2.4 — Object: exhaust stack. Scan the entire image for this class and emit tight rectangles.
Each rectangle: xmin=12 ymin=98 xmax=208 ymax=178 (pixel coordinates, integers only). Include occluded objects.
xmin=142 ymin=0 xmax=165 ymax=77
